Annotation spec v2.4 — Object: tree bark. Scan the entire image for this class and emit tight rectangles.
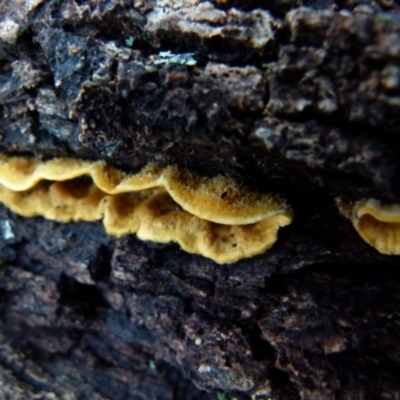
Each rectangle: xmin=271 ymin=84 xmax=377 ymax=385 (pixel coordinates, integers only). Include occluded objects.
xmin=0 ymin=0 xmax=400 ymax=399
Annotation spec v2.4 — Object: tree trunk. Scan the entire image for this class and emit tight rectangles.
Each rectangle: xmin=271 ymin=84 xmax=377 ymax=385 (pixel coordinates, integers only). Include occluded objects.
xmin=1 ymin=0 xmax=400 ymax=399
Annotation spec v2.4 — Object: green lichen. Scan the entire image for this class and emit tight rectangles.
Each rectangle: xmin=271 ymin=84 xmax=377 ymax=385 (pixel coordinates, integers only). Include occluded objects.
xmin=125 ymin=36 xmax=135 ymax=47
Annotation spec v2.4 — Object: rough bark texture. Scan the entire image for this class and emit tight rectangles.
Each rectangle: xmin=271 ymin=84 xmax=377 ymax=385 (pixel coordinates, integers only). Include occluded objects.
xmin=1 ymin=0 xmax=400 ymax=399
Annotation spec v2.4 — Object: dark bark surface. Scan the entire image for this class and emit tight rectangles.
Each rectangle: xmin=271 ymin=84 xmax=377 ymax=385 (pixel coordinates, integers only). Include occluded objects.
xmin=1 ymin=0 xmax=400 ymax=399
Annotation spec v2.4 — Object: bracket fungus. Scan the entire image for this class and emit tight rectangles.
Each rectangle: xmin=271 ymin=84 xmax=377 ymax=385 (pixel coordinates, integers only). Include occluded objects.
xmin=0 ymin=153 xmax=293 ymax=264
xmin=337 ymin=198 xmax=400 ymax=255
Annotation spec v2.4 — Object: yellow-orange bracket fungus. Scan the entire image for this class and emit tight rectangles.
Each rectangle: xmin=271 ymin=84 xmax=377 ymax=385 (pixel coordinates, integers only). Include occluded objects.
xmin=0 ymin=153 xmax=293 ymax=264
xmin=337 ymin=198 xmax=400 ymax=255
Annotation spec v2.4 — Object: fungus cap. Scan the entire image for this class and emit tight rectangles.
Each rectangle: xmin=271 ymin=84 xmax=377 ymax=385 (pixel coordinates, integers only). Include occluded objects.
xmin=158 ymin=166 xmax=287 ymax=225
xmin=0 ymin=153 xmax=293 ymax=263
xmin=338 ymin=198 xmax=400 ymax=255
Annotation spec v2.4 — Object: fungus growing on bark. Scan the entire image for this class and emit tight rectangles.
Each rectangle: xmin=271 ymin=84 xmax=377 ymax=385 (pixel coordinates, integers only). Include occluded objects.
xmin=0 ymin=153 xmax=293 ymax=263
xmin=337 ymin=198 xmax=400 ymax=255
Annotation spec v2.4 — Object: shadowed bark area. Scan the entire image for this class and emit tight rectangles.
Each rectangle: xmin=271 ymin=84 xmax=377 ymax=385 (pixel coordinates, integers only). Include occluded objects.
xmin=1 ymin=0 xmax=400 ymax=399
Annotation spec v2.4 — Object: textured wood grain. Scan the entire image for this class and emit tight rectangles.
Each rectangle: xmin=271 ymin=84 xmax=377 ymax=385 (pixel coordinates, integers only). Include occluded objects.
xmin=0 ymin=0 xmax=400 ymax=399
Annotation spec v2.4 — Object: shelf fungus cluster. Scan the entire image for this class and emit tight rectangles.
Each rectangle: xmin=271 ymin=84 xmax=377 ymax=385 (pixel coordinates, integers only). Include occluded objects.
xmin=337 ymin=198 xmax=400 ymax=255
xmin=0 ymin=153 xmax=293 ymax=264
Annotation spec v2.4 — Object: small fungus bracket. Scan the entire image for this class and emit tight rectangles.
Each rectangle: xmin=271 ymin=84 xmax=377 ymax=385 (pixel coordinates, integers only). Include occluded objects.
xmin=337 ymin=198 xmax=400 ymax=255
